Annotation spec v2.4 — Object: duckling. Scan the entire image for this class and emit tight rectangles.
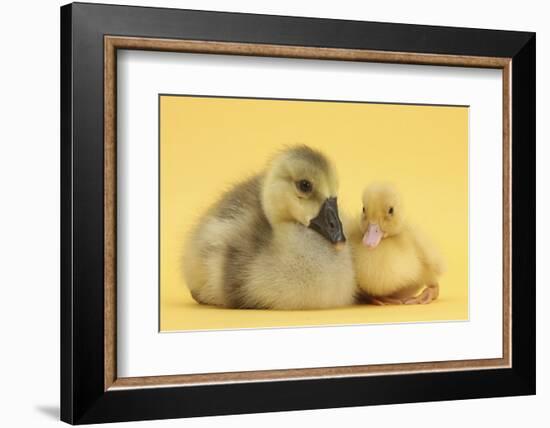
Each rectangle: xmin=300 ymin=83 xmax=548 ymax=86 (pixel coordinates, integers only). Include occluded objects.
xmin=183 ymin=145 xmax=356 ymax=310
xmin=348 ymin=183 xmax=444 ymax=305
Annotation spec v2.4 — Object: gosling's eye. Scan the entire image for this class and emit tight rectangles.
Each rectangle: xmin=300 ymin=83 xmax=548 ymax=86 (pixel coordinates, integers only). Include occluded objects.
xmin=297 ymin=179 xmax=313 ymax=193
xmin=362 ymin=207 xmax=366 ymax=214
xmin=388 ymin=207 xmax=394 ymax=215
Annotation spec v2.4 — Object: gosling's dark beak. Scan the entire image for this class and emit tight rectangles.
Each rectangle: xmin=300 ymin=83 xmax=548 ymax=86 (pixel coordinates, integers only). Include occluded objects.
xmin=308 ymin=197 xmax=346 ymax=245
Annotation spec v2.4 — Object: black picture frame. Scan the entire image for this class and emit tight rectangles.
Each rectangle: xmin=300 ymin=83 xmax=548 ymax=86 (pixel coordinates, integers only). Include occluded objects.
xmin=61 ymin=2 xmax=535 ymax=424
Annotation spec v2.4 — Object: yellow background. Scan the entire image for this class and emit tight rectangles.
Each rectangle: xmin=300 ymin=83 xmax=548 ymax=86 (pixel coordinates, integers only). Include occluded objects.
xmin=160 ymin=95 xmax=468 ymax=331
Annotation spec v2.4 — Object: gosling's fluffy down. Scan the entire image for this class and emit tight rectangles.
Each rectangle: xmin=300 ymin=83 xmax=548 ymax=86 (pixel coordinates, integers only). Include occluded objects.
xmin=183 ymin=146 xmax=356 ymax=310
xmin=347 ymin=183 xmax=445 ymax=304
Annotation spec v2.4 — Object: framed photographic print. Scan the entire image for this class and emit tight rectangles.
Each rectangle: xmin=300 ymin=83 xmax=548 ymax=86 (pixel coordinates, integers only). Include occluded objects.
xmin=60 ymin=2 xmax=536 ymax=424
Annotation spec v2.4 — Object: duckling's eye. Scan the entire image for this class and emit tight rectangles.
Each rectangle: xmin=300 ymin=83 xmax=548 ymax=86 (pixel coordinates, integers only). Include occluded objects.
xmin=388 ymin=207 xmax=394 ymax=215
xmin=296 ymin=179 xmax=313 ymax=194
xmin=362 ymin=207 xmax=366 ymax=214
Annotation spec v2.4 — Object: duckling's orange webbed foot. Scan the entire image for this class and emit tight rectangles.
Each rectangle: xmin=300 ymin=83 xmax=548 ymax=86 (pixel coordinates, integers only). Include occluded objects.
xmin=404 ymin=284 xmax=439 ymax=305
xmin=358 ymin=285 xmax=439 ymax=306
xmin=367 ymin=295 xmax=405 ymax=306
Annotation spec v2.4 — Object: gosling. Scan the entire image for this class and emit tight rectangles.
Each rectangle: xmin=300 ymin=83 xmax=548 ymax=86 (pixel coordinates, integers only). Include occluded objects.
xmin=183 ymin=145 xmax=356 ymax=309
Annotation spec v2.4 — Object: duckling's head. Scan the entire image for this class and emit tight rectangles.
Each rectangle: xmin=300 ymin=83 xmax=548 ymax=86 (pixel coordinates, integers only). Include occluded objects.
xmin=261 ymin=145 xmax=346 ymax=246
xmin=360 ymin=183 xmax=404 ymax=249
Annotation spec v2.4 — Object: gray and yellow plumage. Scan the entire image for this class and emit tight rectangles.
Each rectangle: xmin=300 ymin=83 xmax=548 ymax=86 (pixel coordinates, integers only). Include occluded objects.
xmin=183 ymin=145 xmax=356 ymax=309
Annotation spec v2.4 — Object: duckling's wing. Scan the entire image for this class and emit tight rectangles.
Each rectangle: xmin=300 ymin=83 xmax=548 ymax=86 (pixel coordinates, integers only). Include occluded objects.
xmin=409 ymin=225 xmax=446 ymax=277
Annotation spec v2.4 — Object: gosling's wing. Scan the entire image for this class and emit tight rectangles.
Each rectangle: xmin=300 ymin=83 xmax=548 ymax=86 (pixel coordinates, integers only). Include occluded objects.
xmin=187 ymin=174 xmax=270 ymax=252
xmin=203 ymin=175 xmax=274 ymax=308
xmin=207 ymin=175 xmax=260 ymax=219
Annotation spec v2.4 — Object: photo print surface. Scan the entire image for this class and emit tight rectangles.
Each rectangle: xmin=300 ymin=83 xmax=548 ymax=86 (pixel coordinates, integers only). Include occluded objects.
xmin=159 ymin=94 xmax=468 ymax=332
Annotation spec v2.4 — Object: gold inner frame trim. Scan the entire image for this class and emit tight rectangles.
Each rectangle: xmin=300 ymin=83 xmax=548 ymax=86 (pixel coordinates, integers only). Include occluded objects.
xmin=104 ymin=35 xmax=512 ymax=391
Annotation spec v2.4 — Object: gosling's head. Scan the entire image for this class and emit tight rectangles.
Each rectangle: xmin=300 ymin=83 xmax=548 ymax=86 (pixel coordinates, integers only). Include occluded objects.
xmin=261 ymin=145 xmax=345 ymax=246
xmin=360 ymin=183 xmax=404 ymax=249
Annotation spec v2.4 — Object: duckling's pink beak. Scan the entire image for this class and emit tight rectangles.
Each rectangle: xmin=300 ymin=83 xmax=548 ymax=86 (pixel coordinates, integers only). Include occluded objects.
xmin=362 ymin=223 xmax=383 ymax=249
